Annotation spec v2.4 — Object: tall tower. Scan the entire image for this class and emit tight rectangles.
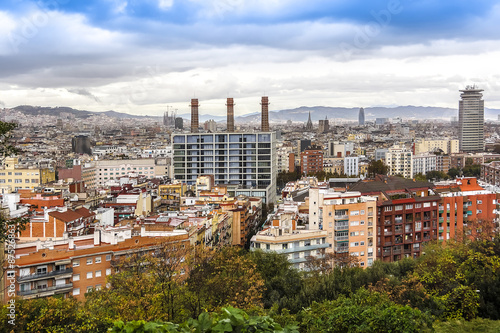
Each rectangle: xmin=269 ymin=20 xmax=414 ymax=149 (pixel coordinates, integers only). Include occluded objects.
xmin=190 ymin=99 xmax=199 ymax=133
xmin=227 ymin=98 xmax=235 ymax=132
xmin=261 ymin=96 xmax=269 ymax=132
xmin=359 ymin=107 xmax=365 ymax=125
xmin=459 ymin=86 xmax=484 ymax=152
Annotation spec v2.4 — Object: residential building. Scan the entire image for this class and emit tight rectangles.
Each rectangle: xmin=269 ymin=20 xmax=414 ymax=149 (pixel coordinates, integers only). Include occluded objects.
xmin=4 ymin=226 xmax=189 ymax=303
xmin=459 ymin=86 xmax=484 ymax=152
xmin=350 ymin=176 xmax=441 ymax=262
xmin=172 ymin=132 xmax=277 ymax=204
xmin=0 ymin=157 xmax=55 ymax=193
xmin=413 ymin=154 xmax=437 ymax=176
xmin=414 ymin=139 xmax=459 ymax=155
xmin=301 ymin=146 xmax=324 ymax=175
xmin=344 ymin=156 xmax=359 ymax=176
xmin=310 ymin=188 xmax=377 ymax=268
xmin=95 ymin=159 xmax=157 ymax=186
xmin=385 ymin=146 xmax=413 ymax=178
xmin=435 ymin=177 xmax=498 ymax=242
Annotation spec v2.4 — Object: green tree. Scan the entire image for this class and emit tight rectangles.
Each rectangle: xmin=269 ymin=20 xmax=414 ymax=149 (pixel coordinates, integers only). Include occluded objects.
xmin=448 ymin=167 xmax=461 ymax=179
xmin=297 ymin=288 xmax=433 ymax=332
xmin=367 ymin=160 xmax=388 ymax=177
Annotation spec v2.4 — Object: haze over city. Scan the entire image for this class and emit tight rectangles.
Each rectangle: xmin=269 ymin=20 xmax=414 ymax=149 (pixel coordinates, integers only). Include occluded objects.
xmin=1 ymin=0 xmax=500 ymax=116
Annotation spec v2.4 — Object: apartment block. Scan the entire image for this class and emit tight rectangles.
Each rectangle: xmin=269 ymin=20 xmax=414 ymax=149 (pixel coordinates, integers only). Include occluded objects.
xmin=351 ymin=176 xmax=441 ymax=262
xmin=414 ymin=139 xmax=459 ymax=155
xmin=385 ymin=146 xmax=413 ymax=178
xmin=95 ymin=159 xmax=157 ymax=186
xmin=172 ymin=132 xmax=277 ymax=204
xmin=310 ymin=188 xmax=377 ymax=268
xmin=435 ymin=177 xmax=498 ymax=241
xmin=4 ymin=227 xmax=189 ymax=303
xmin=301 ymin=145 xmax=323 ymax=175
xmin=413 ymin=154 xmax=437 ymax=175
xmin=0 ymin=157 xmax=55 ymax=193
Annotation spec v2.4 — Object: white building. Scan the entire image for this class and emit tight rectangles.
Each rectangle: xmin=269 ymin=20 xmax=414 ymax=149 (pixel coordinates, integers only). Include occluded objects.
xmin=413 ymin=154 xmax=437 ymax=175
xmin=344 ymin=156 xmax=359 ymax=176
xmin=386 ymin=146 xmax=413 ymax=178
xmin=95 ymin=159 xmax=157 ymax=186
xmin=414 ymin=139 xmax=459 ymax=155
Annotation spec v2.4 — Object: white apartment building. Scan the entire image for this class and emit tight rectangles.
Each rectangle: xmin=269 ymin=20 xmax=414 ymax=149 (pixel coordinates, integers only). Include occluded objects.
xmin=276 ymin=143 xmax=295 ymax=173
xmin=344 ymin=156 xmax=359 ymax=176
xmin=413 ymin=154 xmax=437 ymax=175
xmin=386 ymin=146 xmax=413 ymax=179
xmin=95 ymin=159 xmax=157 ymax=186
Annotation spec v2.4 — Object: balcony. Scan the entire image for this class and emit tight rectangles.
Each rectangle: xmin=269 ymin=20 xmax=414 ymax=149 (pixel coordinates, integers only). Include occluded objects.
xmin=18 ymin=283 xmax=73 ymax=298
xmin=439 ymin=227 xmax=444 ymax=233
xmin=394 ymin=228 xmax=403 ymax=235
xmin=368 ymin=212 xmax=374 ymax=216
xmin=17 ymin=268 xmax=73 ymax=283
xmin=384 ymin=241 xmax=392 ymax=246
xmin=334 ymin=225 xmax=349 ymax=231
xmin=384 ymin=220 xmax=392 ymax=225
xmin=384 ymin=231 xmax=393 ymax=236
xmin=393 ymin=248 xmax=402 ymax=255
xmin=439 ymin=217 xmax=444 ymax=223
xmin=368 ymin=222 xmax=373 ymax=226
xmin=335 ymin=247 xmax=349 ymax=253
xmin=334 ymin=236 xmax=349 ymax=241
xmin=394 ymin=217 xmax=403 ymax=224
xmin=334 ymin=214 xmax=349 ymax=221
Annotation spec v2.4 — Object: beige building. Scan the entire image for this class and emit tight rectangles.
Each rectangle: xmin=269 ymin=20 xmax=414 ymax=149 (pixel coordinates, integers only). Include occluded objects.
xmin=95 ymin=159 xmax=157 ymax=186
xmin=0 ymin=157 xmax=55 ymax=193
xmin=414 ymin=139 xmax=459 ymax=155
xmin=386 ymin=146 xmax=413 ymax=179
xmin=309 ymin=188 xmax=377 ymax=268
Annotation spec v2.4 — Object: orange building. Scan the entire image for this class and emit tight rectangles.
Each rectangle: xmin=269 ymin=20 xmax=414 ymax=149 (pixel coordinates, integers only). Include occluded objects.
xmin=20 ymin=208 xmax=95 ymax=238
xmin=4 ymin=227 xmax=189 ymax=303
xmin=434 ymin=177 xmax=497 ymax=241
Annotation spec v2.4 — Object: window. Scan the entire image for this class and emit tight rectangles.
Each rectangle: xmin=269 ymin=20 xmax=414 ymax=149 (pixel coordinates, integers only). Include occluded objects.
xmin=350 ymin=221 xmax=359 ymax=226
xmin=73 ymin=260 xmax=80 ymax=267
xmin=87 ymin=286 xmax=93 ymax=293
xmin=25 ymin=179 xmax=30 ymax=183
xmin=73 ymin=288 xmax=80 ymax=296
xmin=106 ymin=254 xmax=112 ymax=261
xmin=87 ymin=258 xmax=93 ymax=265
xmin=395 ymin=205 xmax=403 ymax=210
xmin=350 ymin=242 xmax=359 ymax=247
xmin=96 ymin=270 xmax=102 ymax=277
xmin=384 ymin=206 xmax=393 ymax=212
xmin=350 ymin=210 xmax=359 ymax=216
xmin=477 ymin=200 xmax=482 ymax=204
xmin=87 ymin=272 xmax=93 ymax=279
xmin=31 ymin=179 xmax=37 ymax=183
xmin=415 ymin=203 xmax=422 ymax=208
xmin=360 ymin=210 xmax=365 ymax=215
xmin=360 ymin=241 xmax=365 ymax=246
xmin=15 ymin=179 xmax=22 ymax=183
xmin=405 ymin=204 xmax=413 ymax=209
xmin=73 ymin=274 xmax=80 ymax=281
xmin=95 ymin=257 xmax=101 ymax=264
xmin=360 ymin=220 xmax=365 ymax=225
xmin=106 ymin=268 xmax=112 ymax=276
xmin=95 ymin=285 xmax=102 ymax=291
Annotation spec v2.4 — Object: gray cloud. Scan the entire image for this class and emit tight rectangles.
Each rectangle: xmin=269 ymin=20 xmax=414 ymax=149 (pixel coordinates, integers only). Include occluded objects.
xmin=67 ymin=88 xmax=101 ymax=103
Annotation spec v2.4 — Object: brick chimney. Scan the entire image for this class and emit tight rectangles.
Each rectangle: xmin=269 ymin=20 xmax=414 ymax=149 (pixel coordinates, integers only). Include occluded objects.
xmin=261 ymin=96 xmax=269 ymax=131
xmin=227 ymin=98 xmax=234 ymax=132
xmin=190 ymin=98 xmax=199 ymax=133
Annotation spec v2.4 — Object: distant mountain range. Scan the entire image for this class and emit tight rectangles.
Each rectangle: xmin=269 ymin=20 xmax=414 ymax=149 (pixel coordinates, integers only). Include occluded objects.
xmin=7 ymin=105 xmax=500 ymax=123
xmin=11 ymin=105 xmax=155 ymax=119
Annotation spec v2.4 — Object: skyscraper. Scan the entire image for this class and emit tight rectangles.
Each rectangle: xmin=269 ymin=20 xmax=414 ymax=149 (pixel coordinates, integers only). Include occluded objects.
xmin=459 ymin=86 xmax=484 ymax=152
xmin=358 ymin=107 xmax=365 ymax=125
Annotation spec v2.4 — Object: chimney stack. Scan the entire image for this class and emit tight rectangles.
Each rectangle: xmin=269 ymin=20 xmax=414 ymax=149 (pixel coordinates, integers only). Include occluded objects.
xmin=261 ymin=96 xmax=269 ymax=132
xmin=226 ymin=98 xmax=235 ymax=132
xmin=190 ymin=98 xmax=199 ymax=133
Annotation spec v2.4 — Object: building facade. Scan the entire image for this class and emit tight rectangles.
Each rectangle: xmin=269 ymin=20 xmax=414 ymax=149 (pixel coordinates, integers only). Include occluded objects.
xmin=459 ymin=86 xmax=484 ymax=152
xmin=385 ymin=146 xmax=413 ymax=178
xmin=301 ymin=146 xmax=324 ymax=175
xmin=172 ymin=132 xmax=277 ymax=204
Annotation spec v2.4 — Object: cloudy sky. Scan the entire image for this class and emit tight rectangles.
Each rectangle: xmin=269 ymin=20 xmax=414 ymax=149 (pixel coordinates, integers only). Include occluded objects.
xmin=0 ymin=0 xmax=499 ymax=117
